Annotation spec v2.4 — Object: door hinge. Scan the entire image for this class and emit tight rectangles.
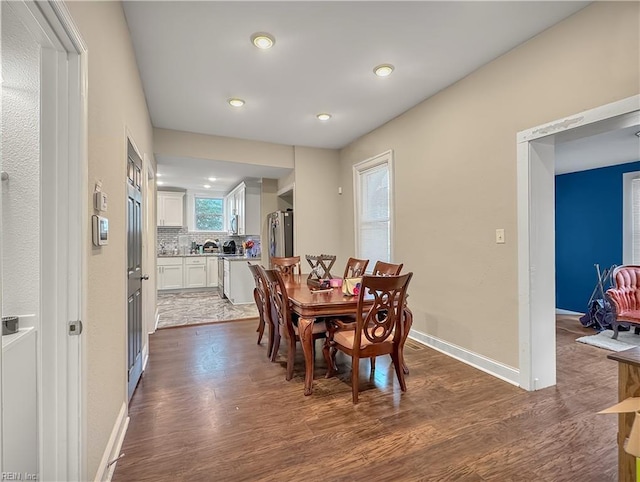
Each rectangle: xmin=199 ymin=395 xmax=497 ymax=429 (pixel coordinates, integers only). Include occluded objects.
xmin=69 ymin=320 xmax=83 ymax=336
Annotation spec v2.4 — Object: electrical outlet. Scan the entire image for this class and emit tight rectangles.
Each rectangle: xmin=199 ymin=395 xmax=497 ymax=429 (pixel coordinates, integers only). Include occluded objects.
xmin=496 ymin=228 xmax=505 ymax=244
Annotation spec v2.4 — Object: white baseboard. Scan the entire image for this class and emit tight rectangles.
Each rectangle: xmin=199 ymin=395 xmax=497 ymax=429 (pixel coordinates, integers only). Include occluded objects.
xmin=94 ymin=401 xmax=129 ymax=482
xmin=555 ymin=308 xmax=584 ymax=315
xmin=142 ymin=344 xmax=149 ymax=372
xmin=153 ymin=309 xmax=159 ymax=333
xmin=409 ymin=329 xmax=520 ymax=387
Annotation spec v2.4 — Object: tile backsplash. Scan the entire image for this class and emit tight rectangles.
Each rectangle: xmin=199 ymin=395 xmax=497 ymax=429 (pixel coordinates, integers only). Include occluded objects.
xmin=157 ymin=226 xmax=260 ymax=255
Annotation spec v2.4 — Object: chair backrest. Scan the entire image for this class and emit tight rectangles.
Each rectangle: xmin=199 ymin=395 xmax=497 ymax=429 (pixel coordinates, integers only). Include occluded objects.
xmin=306 ymin=254 xmax=337 ymax=280
xmin=610 ymin=265 xmax=640 ymax=311
xmin=372 ymin=261 xmax=403 ymax=276
xmin=343 ymin=257 xmax=369 ymax=279
xmin=260 ymin=267 xmax=296 ymax=340
xmin=271 ymin=256 xmax=301 ymax=275
xmin=247 ymin=263 xmax=271 ymax=324
xmin=353 ymin=273 xmax=413 ymax=351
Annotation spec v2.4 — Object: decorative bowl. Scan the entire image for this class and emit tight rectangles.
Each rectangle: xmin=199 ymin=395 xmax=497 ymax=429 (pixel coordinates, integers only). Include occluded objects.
xmin=329 ymin=278 xmax=343 ymax=288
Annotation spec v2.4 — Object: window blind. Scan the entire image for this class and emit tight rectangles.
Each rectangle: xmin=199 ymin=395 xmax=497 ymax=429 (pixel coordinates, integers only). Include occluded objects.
xmin=357 ymin=163 xmax=390 ymax=263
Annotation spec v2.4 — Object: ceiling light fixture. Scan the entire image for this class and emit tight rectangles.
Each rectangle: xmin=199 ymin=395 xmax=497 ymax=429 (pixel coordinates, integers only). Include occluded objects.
xmin=204 ymin=184 xmax=211 ymax=189
xmin=228 ymin=98 xmax=245 ymax=107
xmin=157 ymin=181 xmax=164 ymax=186
xmin=635 ymin=131 xmax=640 ymax=137
xmin=251 ymin=32 xmax=275 ymax=50
xmin=208 ymin=177 xmax=217 ymax=182
xmin=316 ymin=113 xmax=332 ymax=121
xmin=156 ymin=173 xmax=162 ymax=177
xmin=373 ymin=64 xmax=394 ymax=77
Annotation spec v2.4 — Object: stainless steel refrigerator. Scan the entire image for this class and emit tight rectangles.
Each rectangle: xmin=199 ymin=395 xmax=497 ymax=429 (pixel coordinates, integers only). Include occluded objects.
xmin=268 ymin=210 xmax=294 ymax=260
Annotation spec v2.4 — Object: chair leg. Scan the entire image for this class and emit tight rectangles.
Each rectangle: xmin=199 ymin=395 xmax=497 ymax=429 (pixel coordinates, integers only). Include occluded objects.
xmin=352 ymin=357 xmax=360 ymax=404
xmin=286 ymin=338 xmax=296 ymax=381
xmin=323 ymin=340 xmax=335 ymax=378
xmin=370 ymin=356 xmax=376 ymax=372
xmin=391 ymin=348 xmax=407 ymax=392
xmin=612 ymin=322 xmax=620 ymax=340
xmin=266 ymin=318 xmax=275 ymax=359
xmin=254 ymin=288 xmax=264 ymax=344
xmin=270 ymin=330 xmax=281 ymax=363
xmin=256 ymin=317 xmax=265 ymax=345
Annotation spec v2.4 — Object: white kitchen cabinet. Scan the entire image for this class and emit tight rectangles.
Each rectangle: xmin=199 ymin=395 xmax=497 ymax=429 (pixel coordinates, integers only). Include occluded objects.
xmin=157 ymin=191 xmax=184 ymax=227
xmin=207 ymin=256 xmax=219 ymax=287
xmin=225 ymin=258 xmax=254 ymax=304
xmin=225 ymin=181 xmax=261 ymax=235
xmin=157 ymin=257 xmax=184 ymax=289
xmin=184 ymin=257 xmax=207 ymax=288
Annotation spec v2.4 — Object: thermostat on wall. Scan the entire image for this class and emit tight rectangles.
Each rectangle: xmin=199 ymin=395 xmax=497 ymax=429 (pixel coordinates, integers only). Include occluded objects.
xmin=92 ymin=215 xmax=109 ymax=246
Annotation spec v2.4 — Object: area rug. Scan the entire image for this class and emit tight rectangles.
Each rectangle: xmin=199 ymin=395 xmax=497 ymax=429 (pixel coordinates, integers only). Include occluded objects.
xmin=576 ymin=329 xmax=640 ymax=352
xmin=157 ymin=290 xmax=259 ymax=329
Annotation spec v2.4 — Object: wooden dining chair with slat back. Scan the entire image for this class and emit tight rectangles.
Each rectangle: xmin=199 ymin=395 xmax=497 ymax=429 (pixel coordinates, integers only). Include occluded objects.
xmin=324 ymin=273 xmax=413 ymax=403
xmin=247 ymin=263 xmax=277 ymax=360
xmin=260 ymin=266 xmax=328 ymax=380
xmin=271 ymin=256 xmax=302 ymax=276
xmin=372 ymin=261 xmax=403 ymax=276
xmin=343 ymin=257 xmax=369 ymax=279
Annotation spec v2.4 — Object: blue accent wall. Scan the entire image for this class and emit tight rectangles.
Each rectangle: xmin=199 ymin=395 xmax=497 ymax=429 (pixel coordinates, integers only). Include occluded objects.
xmin=556 ymin=161 xmax=640 ymax=312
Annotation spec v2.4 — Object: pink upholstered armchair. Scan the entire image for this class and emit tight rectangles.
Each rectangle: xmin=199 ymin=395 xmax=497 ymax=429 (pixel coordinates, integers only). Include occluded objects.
xmin=605 ymin=265 xmax=640 ymax=339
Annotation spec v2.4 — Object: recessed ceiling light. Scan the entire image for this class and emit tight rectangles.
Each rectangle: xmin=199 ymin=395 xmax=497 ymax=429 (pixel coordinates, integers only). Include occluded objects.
xmin=251 ymin=32 xmax=275 ymax=50
xmin=156 ymin=173 xmax=162 ymax=177
xmin=228 ymin=98 xmax=245 ymax=107
xmin=204 ymin=184 xmax=211 ymax=189
xmin=208 ymin=177 xmax=216 ymax=182
xmin=316 ymin=113 xmax=332 ymax=121
xmin=157 ymin=181 xmax=164 ymax=186
xmin=373 ymin=64 xmax=394 ymax=77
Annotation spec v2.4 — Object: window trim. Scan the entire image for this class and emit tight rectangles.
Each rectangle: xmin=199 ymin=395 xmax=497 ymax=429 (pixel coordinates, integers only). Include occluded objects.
xmin=623 ymin=171 xmax=640 ymax=264
xmin=352 ymin=149 xmax=395 ymax=265
xmin=192 ymin=194 xmax=225 ymax=233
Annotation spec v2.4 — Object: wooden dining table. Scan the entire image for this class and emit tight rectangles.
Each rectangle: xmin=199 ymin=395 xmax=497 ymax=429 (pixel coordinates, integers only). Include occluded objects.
xmin=282 ymin=274 xmax=412 ymax=396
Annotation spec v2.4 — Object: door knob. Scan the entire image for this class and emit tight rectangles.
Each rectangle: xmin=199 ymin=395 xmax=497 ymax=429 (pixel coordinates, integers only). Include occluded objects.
xmin=141 ymin=274 xmax=149 ymax=280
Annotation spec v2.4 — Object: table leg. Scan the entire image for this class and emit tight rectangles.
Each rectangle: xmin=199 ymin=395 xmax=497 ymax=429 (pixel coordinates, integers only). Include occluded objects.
xmin=298 ymin=317 xmax=316 ymax=396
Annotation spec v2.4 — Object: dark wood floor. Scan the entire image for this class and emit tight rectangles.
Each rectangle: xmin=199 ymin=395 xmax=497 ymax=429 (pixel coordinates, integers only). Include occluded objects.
xmin=113 ymin=316 xmax=618 ymax=481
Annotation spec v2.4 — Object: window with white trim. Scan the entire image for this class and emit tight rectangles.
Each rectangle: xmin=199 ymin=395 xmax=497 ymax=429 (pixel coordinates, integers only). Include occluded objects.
xmin=632 ymin=177 xmax=640 ymax=263
xmin=194 ymin=196 xmax=224 ymax=231
xmin=353 ymin=151 xmax=393 ymax=264
xmin=623 ymin=171 xmax=640 ymax=264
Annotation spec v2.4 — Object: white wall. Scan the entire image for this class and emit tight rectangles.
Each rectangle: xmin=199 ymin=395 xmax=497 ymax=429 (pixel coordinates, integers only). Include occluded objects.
xmin=339 ymin=1 xmax=640 ymax=369
xmin=1 ymin=4 xmax=40 ymax=328
xmin=65 ymin=2 xmax=156 ymax=478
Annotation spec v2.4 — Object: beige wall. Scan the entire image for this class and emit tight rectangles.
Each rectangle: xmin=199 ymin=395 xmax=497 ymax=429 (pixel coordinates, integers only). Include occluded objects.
xmin=260 ymin=178 xmax=279 ymax=264
xmin=66 ymin=2 xmax=156 ymax=479
xmin=293 ymin=146 xmax=342 ymax=273
xmin=339 ymin=1 xmax=640 ymax=368
xmin=154 ymin=128 xmax=295 ymax=168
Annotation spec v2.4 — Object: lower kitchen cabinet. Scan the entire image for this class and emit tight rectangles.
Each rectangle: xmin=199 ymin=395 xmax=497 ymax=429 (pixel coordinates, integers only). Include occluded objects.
xmin=157 ymin=257 xmax=184 ymax=290
xmin=224 ymin=259 xmax=254 ymax=304
xmin=184 ymin=257 xmax=207 ymax=288
xmin=206 ymin=257 xmax=218 ymax=287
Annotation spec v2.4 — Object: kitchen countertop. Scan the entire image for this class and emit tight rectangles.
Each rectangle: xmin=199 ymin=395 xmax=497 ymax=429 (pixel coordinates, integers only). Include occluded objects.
xmin=157 ymin=253 xmax=261 ymax=260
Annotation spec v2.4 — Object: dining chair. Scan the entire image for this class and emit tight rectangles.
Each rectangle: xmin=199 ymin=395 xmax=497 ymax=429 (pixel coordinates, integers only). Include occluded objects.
xmin=247 ymin=263 xmax=277 ymax=360
xmin=323 ymin=272 xmax=413 ymax=403
xmin=372 ymin=260 xmax=403 ymax=276
xmin=343 ymin=257 xmax=369 ymax=279
xmin=271 ymin=256 xmax=302 ymax=276
xmin=260 ymin=266 xmax=327 ymax=380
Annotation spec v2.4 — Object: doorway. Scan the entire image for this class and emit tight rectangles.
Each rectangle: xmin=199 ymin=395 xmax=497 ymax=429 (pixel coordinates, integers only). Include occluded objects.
xmin=517 ymin=95 xmax=640 ymax=391
xmin=1 ymin=0 xmax=87 ymax=479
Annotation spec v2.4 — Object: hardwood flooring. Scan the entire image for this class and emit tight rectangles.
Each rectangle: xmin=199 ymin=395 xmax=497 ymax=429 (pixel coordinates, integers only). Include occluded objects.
xmin=113 ymin=316 xmax=618 ymax=481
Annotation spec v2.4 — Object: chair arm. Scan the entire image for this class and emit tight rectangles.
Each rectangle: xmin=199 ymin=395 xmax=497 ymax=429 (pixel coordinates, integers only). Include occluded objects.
xmin=606 ymin=288 xmax=624 ymax=316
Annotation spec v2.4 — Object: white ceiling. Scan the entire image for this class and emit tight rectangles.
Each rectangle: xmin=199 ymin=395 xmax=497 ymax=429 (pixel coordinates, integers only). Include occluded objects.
xmin=123 ymin=1 xmax=594 ymax=192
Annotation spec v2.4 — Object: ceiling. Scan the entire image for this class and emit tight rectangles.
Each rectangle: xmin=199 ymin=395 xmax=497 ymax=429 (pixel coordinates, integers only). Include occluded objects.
xmin=123 ymin=1 xmax=592 ymax=191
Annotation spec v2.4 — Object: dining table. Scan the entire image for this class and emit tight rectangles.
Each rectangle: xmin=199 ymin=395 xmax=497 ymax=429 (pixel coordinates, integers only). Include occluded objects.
xmin=281 ymin=274 xmax=413 ymax=396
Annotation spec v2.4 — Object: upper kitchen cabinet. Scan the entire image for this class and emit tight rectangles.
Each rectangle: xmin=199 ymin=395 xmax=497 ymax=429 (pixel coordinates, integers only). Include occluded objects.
xmin=157 ymin=191 xmax=185 ymax=227
xmin=225 ymin=181 xmax=260 ymax=235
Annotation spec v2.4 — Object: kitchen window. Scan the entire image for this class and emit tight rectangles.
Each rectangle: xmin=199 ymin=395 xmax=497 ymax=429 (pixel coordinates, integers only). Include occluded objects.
xmin=194 ymin=196 xmax=224 ymax=231
xmin=353 ymin=150 xmax=394 ymax=265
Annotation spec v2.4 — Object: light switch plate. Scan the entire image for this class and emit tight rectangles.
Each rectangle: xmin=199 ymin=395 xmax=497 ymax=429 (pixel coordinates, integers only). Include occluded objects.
xmin=496 ymin=228 xmax=505 ymax=244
